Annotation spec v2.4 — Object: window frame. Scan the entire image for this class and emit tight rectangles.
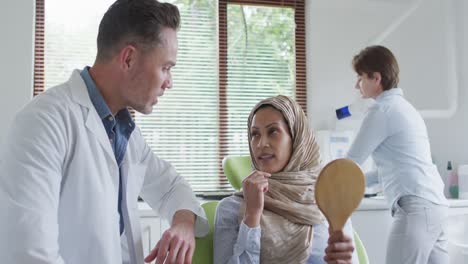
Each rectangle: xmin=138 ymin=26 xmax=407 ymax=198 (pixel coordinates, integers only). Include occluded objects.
xmin=33 ymin=0 xmax=307 ymax=194
xmin=217 ymin=0 xmax=307 ymax=186
xmin=33 ymin=0 xmax=45 ymax=97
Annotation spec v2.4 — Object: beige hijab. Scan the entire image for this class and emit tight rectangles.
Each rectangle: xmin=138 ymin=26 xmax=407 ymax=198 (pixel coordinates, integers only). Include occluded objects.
xmin=237 ymin=95 xmax=324 ymax=264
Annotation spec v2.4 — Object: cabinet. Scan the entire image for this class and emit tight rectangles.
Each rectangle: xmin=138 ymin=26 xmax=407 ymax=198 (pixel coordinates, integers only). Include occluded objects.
xmin=138 ymin=202 xmax=169 ymax=256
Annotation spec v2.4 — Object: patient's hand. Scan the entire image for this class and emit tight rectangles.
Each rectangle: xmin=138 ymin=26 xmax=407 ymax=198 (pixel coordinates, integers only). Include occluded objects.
xmin=324 ymin=230 xmax=354 ymax=264
xmin=242 ymin=170 xmax=271 ymax=227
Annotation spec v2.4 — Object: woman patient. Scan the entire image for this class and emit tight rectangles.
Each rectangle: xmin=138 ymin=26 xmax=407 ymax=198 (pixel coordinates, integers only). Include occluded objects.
xmin=214 ymin=95 xmax=357 ymax=264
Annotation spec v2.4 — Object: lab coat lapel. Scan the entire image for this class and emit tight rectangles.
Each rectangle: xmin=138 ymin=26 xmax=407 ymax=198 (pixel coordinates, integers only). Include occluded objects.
xmin=68 ymin=69 xmax=116 ymax=161
xmin=84 ymin=109 xmax=116 ymax=161
xmin=121 ymin=154 xmax=145 ymax=264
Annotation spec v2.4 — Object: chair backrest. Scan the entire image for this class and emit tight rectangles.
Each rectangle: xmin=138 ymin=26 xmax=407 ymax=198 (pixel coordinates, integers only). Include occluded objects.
xmin=353 ymin=229 xmax=369 ymax=264
xmin=222 ymin=155 xmax=252 ymax=191
xmin=192 ymin=201 xmax=219 ymax=264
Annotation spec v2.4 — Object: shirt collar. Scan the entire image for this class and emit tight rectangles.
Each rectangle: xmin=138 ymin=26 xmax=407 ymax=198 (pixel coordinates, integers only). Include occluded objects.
xmin=80 ymin=66 xmax=113 ymax=120
xmin=376 ymin=87 xmax=403 ymax=102
xmin=81 ymin=67 xmax=135 ymax=132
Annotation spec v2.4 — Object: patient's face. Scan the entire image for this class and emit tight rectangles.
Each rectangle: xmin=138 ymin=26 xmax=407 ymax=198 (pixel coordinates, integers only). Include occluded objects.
xmin=250 ymin=106 xmax=293 ymax=173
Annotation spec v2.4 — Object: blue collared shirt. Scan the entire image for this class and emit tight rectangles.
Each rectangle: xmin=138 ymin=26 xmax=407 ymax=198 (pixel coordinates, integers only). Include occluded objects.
xmin=81 ymin=67 xmax=135 ymax=234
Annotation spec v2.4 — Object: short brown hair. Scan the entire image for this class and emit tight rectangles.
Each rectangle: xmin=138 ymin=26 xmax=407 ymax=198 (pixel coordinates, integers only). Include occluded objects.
xmin=352 ymin=45 xmax=399 ymax=91
xmin=96 ymin=0 xmax=180 ymax=62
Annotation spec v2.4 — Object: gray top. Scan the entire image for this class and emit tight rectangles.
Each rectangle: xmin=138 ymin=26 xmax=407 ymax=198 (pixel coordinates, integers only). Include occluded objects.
xmin=214 ymin=196 xmax=358 ymax=264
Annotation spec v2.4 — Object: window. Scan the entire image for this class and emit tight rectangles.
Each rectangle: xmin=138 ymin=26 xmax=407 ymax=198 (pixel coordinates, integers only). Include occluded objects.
xmin=34 ymin=0 xmax=306 ymax=194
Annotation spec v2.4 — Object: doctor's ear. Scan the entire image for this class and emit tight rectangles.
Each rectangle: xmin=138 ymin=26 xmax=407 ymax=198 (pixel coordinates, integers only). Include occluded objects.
xmin=118 ymin=45 xmax=137 ymax=70
xmin=371 ymin=72 xmax=382 ymax=84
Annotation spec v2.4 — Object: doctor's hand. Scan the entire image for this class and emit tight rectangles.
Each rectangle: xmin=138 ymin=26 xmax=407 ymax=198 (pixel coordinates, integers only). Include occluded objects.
xmin=324 ymin=230 xmax=354 ymax=264
xmin=144 ymin=209 xmax=196 ymax=264
xmin=242 ymin=170 xmax=271 ymax=228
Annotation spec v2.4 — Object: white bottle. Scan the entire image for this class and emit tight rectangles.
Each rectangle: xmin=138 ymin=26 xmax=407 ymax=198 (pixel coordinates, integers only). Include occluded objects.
xmin=334 ymin=96 xmax=374 ymax=132
xmin=335 ymin=96 xmax=373 ymax=120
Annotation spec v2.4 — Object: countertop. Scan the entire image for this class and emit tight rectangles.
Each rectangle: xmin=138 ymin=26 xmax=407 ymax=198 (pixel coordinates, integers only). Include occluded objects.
xmin=357 ymin=196 xmax=468 ymax=211
xmin=138 ymin=197 xmax=468 ymax=216
xmin=138 ymin=202 xmax=158 ymax=217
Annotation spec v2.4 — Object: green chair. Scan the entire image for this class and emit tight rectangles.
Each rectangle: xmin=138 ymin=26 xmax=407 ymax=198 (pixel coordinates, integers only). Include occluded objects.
xmin=354 ymin=229 xmax=370 ymax=264
xmin=192 ymin=201 xmax=219 ymax=264
xmin=222 ymin=155 xmax=252 ymax=191
xmin=192 ymin=156 xmax=251 ymax=264
xmin=219 ymin=155 xmax=370 ymax=264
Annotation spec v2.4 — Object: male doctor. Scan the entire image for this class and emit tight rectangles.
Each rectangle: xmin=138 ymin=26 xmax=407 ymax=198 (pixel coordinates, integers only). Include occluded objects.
xmin=0 ymin=0 xmax=208 ymax=263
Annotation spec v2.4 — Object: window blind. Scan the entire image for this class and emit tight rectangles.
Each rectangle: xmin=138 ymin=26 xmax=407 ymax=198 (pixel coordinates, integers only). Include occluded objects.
xmin=218 ymin=0 xmax=306 ymax=193
xmin=135 ymin=2 xmax=220 ymax=192
xmin=34 ymin=0 xmax=306 ymax=194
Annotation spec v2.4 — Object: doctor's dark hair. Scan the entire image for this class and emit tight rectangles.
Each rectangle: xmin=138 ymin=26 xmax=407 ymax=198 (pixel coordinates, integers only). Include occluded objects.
xmin=96 ymin=0 xmax=180 ymax=62
xmin=352 ymin=45 xmax=400 ymax=91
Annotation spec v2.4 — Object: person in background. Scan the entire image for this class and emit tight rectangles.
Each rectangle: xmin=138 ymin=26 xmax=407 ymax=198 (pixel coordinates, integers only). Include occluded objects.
xmin=0 ymin=1 xmax=208 ymax=263
xmin=346 ymin=45 xmax=449 ymax=264
xmin=214 ymin=95 xmax=358 ymax=264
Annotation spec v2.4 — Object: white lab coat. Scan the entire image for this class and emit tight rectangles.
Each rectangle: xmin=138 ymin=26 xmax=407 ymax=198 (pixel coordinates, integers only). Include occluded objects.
xmin=0 ymin=70 xmax=208 ymax=264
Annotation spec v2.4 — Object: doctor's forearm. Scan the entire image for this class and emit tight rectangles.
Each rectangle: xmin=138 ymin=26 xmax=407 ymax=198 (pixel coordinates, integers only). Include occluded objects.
xmin=172 ymin=209 xmax=196 ymax=228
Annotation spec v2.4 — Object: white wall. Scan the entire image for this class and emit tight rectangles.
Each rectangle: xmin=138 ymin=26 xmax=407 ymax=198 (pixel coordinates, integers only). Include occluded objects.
xmin=306 ymin=0 xmax=468 ymax=171
xmin=0 ymin=0 xmax=35 ymax=146
xmin=425 ymin=0 xmax=468 ymax=171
